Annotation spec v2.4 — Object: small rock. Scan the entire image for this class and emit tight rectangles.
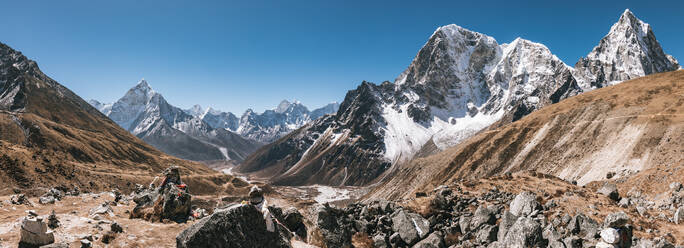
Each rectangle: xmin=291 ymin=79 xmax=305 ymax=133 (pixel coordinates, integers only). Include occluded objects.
xmin=597 ymin=183 xmax=620 ymax=201
xmin=604 ymin=212 xmax=629 ymax=228
xmin=595 ymin=241 xmax=617 ymax=248
xmin=618 ymin=198 xmax=630 ymax=208
xmin=47 ymin=210 xmax=59 ymax=229
xmin=372 ymin=233 xmax=388 ymax=248
xmin=412 ymin=232 xmax=444 ymax=248
xmin=111 ymin=222 xmax=124 ymax=233
xmin=674 ymin=207 xmax=683 ymax=225
xmin=600 ymin=228 xmax=620 ymax=244
xmin=669 ymin=182 xmax=682 ymax=192
xmin=80 ymin=239 xmax=92 ymax=248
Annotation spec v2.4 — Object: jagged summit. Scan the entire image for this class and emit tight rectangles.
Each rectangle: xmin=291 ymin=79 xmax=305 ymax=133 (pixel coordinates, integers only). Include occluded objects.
xmin=573 ymin=9 xmax=679 ymax=89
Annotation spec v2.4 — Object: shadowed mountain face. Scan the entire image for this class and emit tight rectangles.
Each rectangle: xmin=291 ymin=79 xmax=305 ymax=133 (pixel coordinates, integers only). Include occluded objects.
xmin=238 ymin=10 xmax=680 ymax=187
xmin=0 ymin=42 xmax=223 ymax=193
xmin=91 ymin=81 xmax=263 ymax=162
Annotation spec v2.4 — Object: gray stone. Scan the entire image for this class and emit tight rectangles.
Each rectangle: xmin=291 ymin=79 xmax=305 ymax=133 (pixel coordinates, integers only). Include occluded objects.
xmin=175 ymin=204 xmax=291 ymax=248
xmin=567 ymin=213 xmax=598 ymax=236
xmin=603 ymin=212 xmax=629 ymax=228
xmin=600 ymin=228 xmax=619 ymax=244
xmin=412 ymin=232 xmax=444 ymax=248
xmin=597 ymin=183 xmax=620 ymax=201
xmin=313 ymin=204 xmax=353 ymax=248
xmin=373 ymin=233 xmax=388 ymax=248
xmin=20 ymin=216 xmax=55 ymax=247
xmin=674 ymin=207 xmax=684 ymax=225
xmin=509 ymin=191 xmax=540 ymax=217
xmin=392 ymin=209 xmax=430 ymax=245
xmin=459 ymin=216 xmax=471 ymax=234
xmin=618 ymin=198 xmax=630 ymax=208
xmin=497 ymin=211 xmax=517 ymax=242
xmin=502 ymin=217 xmax=543 ymax=247
xmin=39 ymin=243 xmax=69 ymax=248
xmin=80 ymin=239 xmax=91 ymax=248
xmin=547 ymin=240 xmax=566 ymax=248
xmin=470 ymin=205 xmax=496 ymax=229
xmin=475 ymin=225 xmax=498 ymax=244
xmin=670 ymin=182 xmax=682 ymax=192
xmin=563 ymin=236 xmax=582 ymax=248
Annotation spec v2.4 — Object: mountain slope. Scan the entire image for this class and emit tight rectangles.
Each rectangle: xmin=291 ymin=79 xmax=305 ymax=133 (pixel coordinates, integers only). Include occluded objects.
xmin=239 ymin=26 xmax=581 ymax=186
xmin=0 ymin=42 xmax=228 ymax=194
xmin=94 ymin=81 xmax=262 ymax=162
xmin=367 ymin=70 xmax=684 ymax=201
xmin=573 ymin=9 xmax=679 ymax=90
xmin=238 ymin=9 xmax=678 ymax=187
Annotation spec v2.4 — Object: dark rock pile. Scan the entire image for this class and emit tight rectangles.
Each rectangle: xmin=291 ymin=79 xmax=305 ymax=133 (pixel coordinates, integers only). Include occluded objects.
xmin=311 ymin=186 xmax=678 ymax=248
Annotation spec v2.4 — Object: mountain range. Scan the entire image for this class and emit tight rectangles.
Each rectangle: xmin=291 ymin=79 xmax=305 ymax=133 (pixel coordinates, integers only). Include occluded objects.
xmin=0 ymin=42 xmax=225 ymax=193
xmin=237 ymin=9 xmax=680 ymax=186
xmin=90 ymin=85 xmax=339 ymax=161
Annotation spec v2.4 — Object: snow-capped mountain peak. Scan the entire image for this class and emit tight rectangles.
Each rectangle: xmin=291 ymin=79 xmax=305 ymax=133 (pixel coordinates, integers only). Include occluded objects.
xmin=573 ymin=9 xmax=679 ymax=89
xmin=185 ymin=104 xmax=204 ymax=117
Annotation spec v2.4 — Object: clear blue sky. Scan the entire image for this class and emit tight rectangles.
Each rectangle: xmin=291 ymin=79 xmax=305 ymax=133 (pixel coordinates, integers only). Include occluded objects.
xmin=2 ymin=0 xmax=682 ymax=114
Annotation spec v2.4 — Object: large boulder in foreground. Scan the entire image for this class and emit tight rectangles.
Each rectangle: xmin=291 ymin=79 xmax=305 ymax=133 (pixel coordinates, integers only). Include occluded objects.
xmin=176 ymin=204 xmax=291 ymax=248
xmin=130 ymin=166 xmax=192 ymax=222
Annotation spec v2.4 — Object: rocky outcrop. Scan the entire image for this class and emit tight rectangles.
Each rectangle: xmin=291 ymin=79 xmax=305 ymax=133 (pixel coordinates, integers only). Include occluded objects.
xmin=130 ymin=167 xmax=192 ymax=223
xmin=176 ymin=204 xmax=292 ymax=248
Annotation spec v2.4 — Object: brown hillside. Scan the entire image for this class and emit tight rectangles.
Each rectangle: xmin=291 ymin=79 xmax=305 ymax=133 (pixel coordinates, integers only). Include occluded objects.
xmin=367 ymin=70 xmax=684 ymax=201
xmin=0 ymin=42 xmax=228 ymax=195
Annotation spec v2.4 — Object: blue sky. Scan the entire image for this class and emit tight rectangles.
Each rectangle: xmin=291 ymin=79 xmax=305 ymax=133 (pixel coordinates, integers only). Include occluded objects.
xmin=2 ymin=1 xmax=682 ymax=114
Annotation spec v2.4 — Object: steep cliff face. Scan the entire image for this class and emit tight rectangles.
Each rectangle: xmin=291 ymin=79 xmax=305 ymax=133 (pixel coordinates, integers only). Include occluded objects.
xmin=573 ymin=9 xmax=680 ymax=90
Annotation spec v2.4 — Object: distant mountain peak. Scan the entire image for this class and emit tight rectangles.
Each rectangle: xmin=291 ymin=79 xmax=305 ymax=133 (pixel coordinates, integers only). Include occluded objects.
xmin=573 ymin=9 xmax=679 ymax=89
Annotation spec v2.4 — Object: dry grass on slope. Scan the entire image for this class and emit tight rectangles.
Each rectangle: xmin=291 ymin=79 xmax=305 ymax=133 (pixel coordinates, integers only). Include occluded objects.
xmin=367 ymin=70 xmax=684 ymax=201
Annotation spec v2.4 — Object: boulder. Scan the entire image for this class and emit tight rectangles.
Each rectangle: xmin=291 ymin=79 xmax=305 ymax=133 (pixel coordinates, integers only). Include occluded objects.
xmin=502 ymin=217 xmax=543 ymax=248
xmin=130 ymin=166 xmax=192 ymax=222
xmin=392 ymin=209 xmax=430 ymax=245
xmin=603 ymin=212 xmax=629 ymax=228
xmin=597 ymin=183 xmax=620 ymax=201
xmin=412 ymin=232 xmax=444 ymax=248
xmin=497 ymin=211 xmax=517 ymax=242
xmin=89 ymin=202 xmax=114 ymax=218
xmin=176 ymin=204 xmax=291 ymax=248
xmin=595 ymin=241 xmax=617 ymax=248
xmin=470 ymin=205 xmax=496 ymax=229
xmin=475 ymin=225 xmax=498 ymax=244
xmin=281 ymin=207 xmax=306 ymax=239
xmin=19 ymin=215 xmax=54 ymax=247
xmin=509 ymin=192 xmax=540 ymax=217
xmin=567 ymin=213 xmax=599 ymax=236
xmin=373 ymin=233 xmax=388 ymax=248
xmin=674 ymin=207 xmax=683 ymax=225
xmin=600 ymin=228 xmax=619 ymax=244
xmin=314 ymin=204 xmax=354 ymax=248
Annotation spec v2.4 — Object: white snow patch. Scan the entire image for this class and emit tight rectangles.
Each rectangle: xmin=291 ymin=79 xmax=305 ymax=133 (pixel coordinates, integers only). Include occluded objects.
xmin=310 ymin=185 xmax=351 ymax=203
